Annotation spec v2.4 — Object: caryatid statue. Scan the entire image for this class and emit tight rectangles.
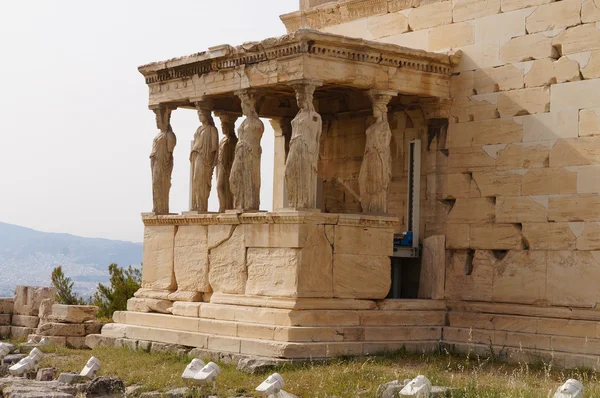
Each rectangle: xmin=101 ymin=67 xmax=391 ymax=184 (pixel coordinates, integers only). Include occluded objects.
xmin=150 ymin=106 xmax=177 ymax=215
xmin=359 ymin=90 xmax=396 ymax=214
xmin=216 ymin=113 xmax=239 ymax=212
xmin=229 ymin=90 xmax=264 ymax=211
xmin=285 ymin=80 xmax=323 ymax=209
xmin=190 ymin=102 xmax=219 ymax=212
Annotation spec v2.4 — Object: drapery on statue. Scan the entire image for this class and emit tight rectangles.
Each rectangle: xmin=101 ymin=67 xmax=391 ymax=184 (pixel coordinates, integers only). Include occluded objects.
xmin=359 ymin=90 xmax=396 ymax=214
xmin=150 ymin=106 xmax=176 ymax=215
xmin=190 ymin=103 xmax=219 ymax=212
xmin=285 ymin=81 xmax=322 ymax=209
xmin=229 ymin=90 xmax=264 ymax=211
xmin=216 ymin=113 xmax=239 ymax=212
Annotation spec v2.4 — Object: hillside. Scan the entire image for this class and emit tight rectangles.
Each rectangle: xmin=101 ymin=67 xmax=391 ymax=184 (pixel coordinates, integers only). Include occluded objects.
xmin=0 ymin=222 xmax=142 ymax=297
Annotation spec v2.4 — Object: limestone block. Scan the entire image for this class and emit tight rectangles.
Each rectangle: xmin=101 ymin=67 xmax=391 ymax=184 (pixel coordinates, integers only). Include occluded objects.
xmin=473 ymin=65 xmax=523 ymax=94
xmin=10 ymin=326 xmax=36 ymax=339
xmin=49 ymin=304 xmax=98 ymax=324
xmin=133 ymin=288 xmax=172 ymax=300
xmin=497 ymin=87 xmax=550 ymax=117
xmin=577 ymin=222 xmax=600 ymax=250
xmin=429 ymin=22 xmax=474 ymax=51
xmin=429 ymin=172 xmax=471 ymax=199
xmin=582 ymin=0 xmax=600 ymax=23
xmin=418 ymin=236 xmax=446 ymax=300
xmin=0 ymin=314 xmax=10 ymax=326
xmin=126 ymin=298 xmax=173 ymax=314
xmin=445 ymin=250 xmax=494 ymax=301
xmin=13 ymin=286 xmax=55 ymax=316
xmin=333 ymin=254 xmax=391 ymax=299
xmin=37 ymin=322 xmax=85 ymax=337
xmin=451 ymin=71 xmax=474 ymax=97
xmin=491 ymin=250 xmax=547 ymax=304
xmin=580 ymin=108 xmax=600 ymax=137
xmin=453 ymin=0 xmax=501 ymax=23
xmin=142 ymin=226 xmax=176 ymax=291
xmin=522 ymin=223 xmax=577 ymax=250
xmin=447 ymin=118 xmax=523 ymax=147
xmin=167 ymin=291 xmax=202 ymax=302
xmin=0 ymin=325 xmax=11 ymax=337
xmin=553 ymin=23 xmax=600 ymax=55
xmin=521 ymin=168 xmax=577 ymax=195
xmin=66 ymin=337 xmax=87 ymax=349
xmin=446 ymin=224 xmax=470 ymax=249
xmin=552 ymin=79 xmax=600 ymax=112
xmin=576 ymin=165 xmax=600 ymax=193
xmin=469 ymin=224 xmax=523 ymax=250
xmin=549 ymin=195 xmax=600 ymax=222
xmin=0 ymin=298 xmax=13 ymax=314
xmin=525 ymin=0 xmax=581 ymax=34
xmin=549 ymin=137 xmax=600 ymax=167
xmin=11 ymin=315 xmax=39 ymax=328
xmin=209 ymin=225 xmax=247 ymax=294
xmin=367 ymin=12 xmax=410 ymax=39
xmin=407 ymin=1 xmax=452 ymax=31
xmin=450 ymin=96 xmax=499 ymax=123
xmin=447 ymin=146 xmax=496 ymax=171
xmin=334 ymin=226 xmax=393 ymax=256
xmin=173 ymin=225 xmax=210 ymax=294
xmin=496 ymin=196 xmax=548 ymax=223
xmin=515 ymin=109 xmax=579 ymax=142
xmin=172 ymin=302 xmax=202 ymax=318
xmin=447 ymin=198 xmax=496 ymax=223
xmin=500 ymin=34 xmax=557 ymax=63
xmin=582 ymin=50 xmax=600 ymax=79
xmin=501 ymin=0 xmax=551 ymax=12
xmin=547 ymin=251 xmax=600 ymax=307
xmin=472 ymin=171 xmax=522 ymax=197
xmin=322 ymin=19 xmax=371 ymax=40
xmin=524 ymin=57 xmax=581 ymax=88
xmin=496 ymin=141 xmax=552 ymax=169
xmin=379 ymin=29 xmax=430 ymax=51
xmin=84 ymin=322 xmax=104 ymax=335
xmin=244 ymin=223 xmax=313 ymax=248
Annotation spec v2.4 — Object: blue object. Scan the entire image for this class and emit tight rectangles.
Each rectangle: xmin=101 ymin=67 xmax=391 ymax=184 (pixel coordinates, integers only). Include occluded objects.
xmin=400 ymin=232 xmax=413 ymax=247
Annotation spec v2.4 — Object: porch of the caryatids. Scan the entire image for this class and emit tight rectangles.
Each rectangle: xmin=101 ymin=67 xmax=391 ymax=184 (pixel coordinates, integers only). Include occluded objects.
xmin=358 ymin=89 xmax=397 ymax=214
xmin=190 ymin=100 xmax=219 ymax=213
xmin=229 ymin=89 xmax=264 ymax=212
xmin=149 ymin=105 xmax=177 ymax=215
xmin=215 ymin=112 xmax=239 ymax=212
xmin=284 ymin=79 xmax=323 ymax=210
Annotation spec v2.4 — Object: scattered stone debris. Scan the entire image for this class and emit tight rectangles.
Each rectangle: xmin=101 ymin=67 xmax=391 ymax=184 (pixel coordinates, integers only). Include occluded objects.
xmin=58 ymin=372 xmax=84 ymax=385
xmin=84 ymin=376 xmax=125 ymax=397
xmin=236 ymin=357 xmax=278 ymax=374
xmin=36 ymin=367 xmax=56 ymax=381
xmin=3 ymin=354 xmax=26 ymax=366
xmin=377 ymin=378 xmax=454 ymax=398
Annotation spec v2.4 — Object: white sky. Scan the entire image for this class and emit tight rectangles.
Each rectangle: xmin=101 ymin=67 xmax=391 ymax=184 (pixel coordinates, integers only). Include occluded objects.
xmin=0 ymin=0 xmax=298 ymax=242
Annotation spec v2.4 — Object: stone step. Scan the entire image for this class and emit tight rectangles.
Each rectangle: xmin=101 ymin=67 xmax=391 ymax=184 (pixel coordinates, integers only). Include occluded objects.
xmin=97 ymin=323 xmax=440 ymax=359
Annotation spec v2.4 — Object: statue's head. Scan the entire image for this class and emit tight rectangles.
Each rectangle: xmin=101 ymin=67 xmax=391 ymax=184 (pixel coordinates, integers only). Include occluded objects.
xmin=373 ymin=101 xmax=388 ymax=119
xmin=294 ymin=83 xmax=316 ymax=112
xmin=198 ymin=109 xmax=214 ymax=126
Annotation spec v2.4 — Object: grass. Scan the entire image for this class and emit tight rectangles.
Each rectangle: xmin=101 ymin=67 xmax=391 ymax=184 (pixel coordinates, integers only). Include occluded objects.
xmin=12 ymin=342 xmax=600 ymax=397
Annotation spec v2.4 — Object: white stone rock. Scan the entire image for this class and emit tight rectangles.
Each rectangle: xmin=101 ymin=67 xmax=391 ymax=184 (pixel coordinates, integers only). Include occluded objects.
xmin=399 ymin=375 xmax=432 ymax=397
xmin=80 ymin=356 xmax=101 ymax=379
xmin=182 ymin=358 xmax=206 ymax=380
xmin=553 ymin=379 xmax=584 ymax=398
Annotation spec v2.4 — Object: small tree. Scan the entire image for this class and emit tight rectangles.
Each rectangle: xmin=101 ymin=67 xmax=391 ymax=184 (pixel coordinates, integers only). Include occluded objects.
xmin=93 ymin=264 xmax=141 ymax=319
xmin=51 ymin=266 xmax=85 ymax=305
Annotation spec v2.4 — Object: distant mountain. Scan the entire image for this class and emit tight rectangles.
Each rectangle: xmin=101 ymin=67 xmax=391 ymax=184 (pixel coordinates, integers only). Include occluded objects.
xmin=0 ymin=222 xmax=142 ymax=297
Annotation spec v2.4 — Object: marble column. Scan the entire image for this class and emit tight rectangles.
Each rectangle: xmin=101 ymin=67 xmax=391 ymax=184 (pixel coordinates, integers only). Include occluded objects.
xmin=359 ymin=90 xmax=397 ymax=214
xmin=149 ymin=105 xmax=177 ymax=215
xmin=215 ymin=112 xmax=240 ymax=212
xmin=270 ymin=118 xmax=292 ymax=210
xmin=284 ymin=80 xmax=323 ymax=209
xmin=229 ymin=89 xmax=264 ymax=211
xmin=190 ymin=101 xmax=219 ymax=212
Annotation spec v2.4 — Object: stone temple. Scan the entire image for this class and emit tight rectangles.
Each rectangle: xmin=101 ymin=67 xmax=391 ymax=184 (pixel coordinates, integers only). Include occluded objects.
xmin=91 ymin=0 xmax=600 ymax=367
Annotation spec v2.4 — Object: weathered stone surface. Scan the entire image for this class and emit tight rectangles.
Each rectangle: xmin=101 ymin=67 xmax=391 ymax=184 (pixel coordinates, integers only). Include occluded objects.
xmin=500 ymin=34 xmax=557 ymax=63
xmin=48 ymin=305 xmax=98 ymax=324
xmin=376 ymin=380 xmax=407 ymax=398
xmin=473 ymin=65 xmax=523 ymax=94
xmin=446 ymin=224 xmax=471 ymax=249
xmin=492 ymin=250 xmax=547 ymax=304
xmin=173 ymin=225 xmax=210 ymax=293
xmin=418 ymin=236 xmax=446 ymax=300
xmin=407 ymin=1 xmax=452 ymax=31
xmin=429 ymin=22 xmax=474 ymax=51
xmin=550 ymin=137 xmax=600 ymax=167
xmin=85 ymin=377 xmax=125 ymax=397
xmin=167 ymin=291 xmax=202 ymax=302
xmin=524 ymin=57 xmax=581 ymax=88
xmin=13 ymin=286 xmax=55 ymax=316
xmin=583 ymin=0 xmax=600 ymax=23
xmin=497 ymin=87 xmax=550 ymax=117
xmin=236 ymin=357 xmax=278 ymax=374
xmin=579 ymin=108 xmax=600 ymax=137
xmin=501 ymin=0 xmax=551 ymax=12
xmin=368 ymin=12 xmax=410 ymax=39
xmin=577 ymin=222 xmax=600 ymax=250
xmin=495 ymin=142 xmax=552 ymax=169
xmin=522 ymin=167 xmax=577 ymax=195
xmin=470 ymin=224 xmax=523 ymax=250
xmin=549 ymin=195 xmax=600 ymax=222
xmin=0 ymin=298 xmax=13 ymax=314
xmin=84 ymin=322 xmax=104 ymax=335
xmin=553 ymin=23 xmax=600 ymax=55
xmin=525 ymin=0 xmax=581 ymax=34
xmin=445 ymin=250 xmax=494 ymax=301
xmin=450 ymin=95 xmax=499 ymax=123
xmin=447 ymin=198 xmax=496 ymax=224
xmin=429 ymin=173 xmax=471 ymax=199
xmin=37 ymin=322 xmax=85 ymax=337
xmin=448 ymin=118 xmax=522 ymax=147
xmin=209 ymin=225 xmax=247 ymax=294
xmin=172 ymin=302 xmax=201 ymax=318
xmin=0 ymin=314 xmax=10 ymax=326
xmin=577 ymin=165 xmax=600 ymax=193
xmin=515 ymin=109 xmax=579 ymax=142
xmin=453 ymin=0 xmax=501 ymax=23
xmin=127 ymin=298 xmax=173 ymax=314
xmin=142 ymin=226 xmax=176 ymax=291
xmin=334 ymin=226 xmax=393 ymax=256
xmin=333 ymin=254 xmax=391 ymax=299
xmin=522 ymin=223 xmax=577 ymax=250
xmin=11 ymin=314 xmax=39 ymax=328
xmin=10 ymin=326 xmax=37 ymax=339
xmin=84 ymin=334 xmax=117 ymax=349
xmin=547 ymin=251 xmax=600 ymax=307
xmin=36 ymin=368 xmax=56 ymax=382
xmin=496 ymin=196 xmax=548 ymax=223
xmin=472 ymin=171 xmax=521 ymax=197
xmin=551 ymin=79 xmax=600 ymax=111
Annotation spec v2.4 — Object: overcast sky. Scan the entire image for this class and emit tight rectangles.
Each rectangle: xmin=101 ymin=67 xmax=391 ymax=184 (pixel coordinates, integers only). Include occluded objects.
xmin=0 ymin=0 xmax=298 ymax=242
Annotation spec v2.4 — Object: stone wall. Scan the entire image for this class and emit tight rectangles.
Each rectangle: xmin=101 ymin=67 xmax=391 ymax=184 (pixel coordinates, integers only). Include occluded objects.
xmin=294 ymin=0 xmax=600 ymax=308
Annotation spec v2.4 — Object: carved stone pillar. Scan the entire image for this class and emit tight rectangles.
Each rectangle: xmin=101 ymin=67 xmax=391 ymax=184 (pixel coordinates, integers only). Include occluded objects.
xmin=359 ymin=89 xmax=397 ymax=214
xmin=190 ymin=101 xmax=219 ymax=212
xmin=284 ymin=80 xmax=323 ymax=209
xmin=421 ymin=98 xmax=451 ymax=151
xmin=149 ymin=105 xmax=176 ymax=215
xmin=216 ymin=112 xmax=240 ymax=212
xmin=270 ymin=118 xmax=293 ymax=210
xmin=229 ymin=89 xmax=265 ymax=211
